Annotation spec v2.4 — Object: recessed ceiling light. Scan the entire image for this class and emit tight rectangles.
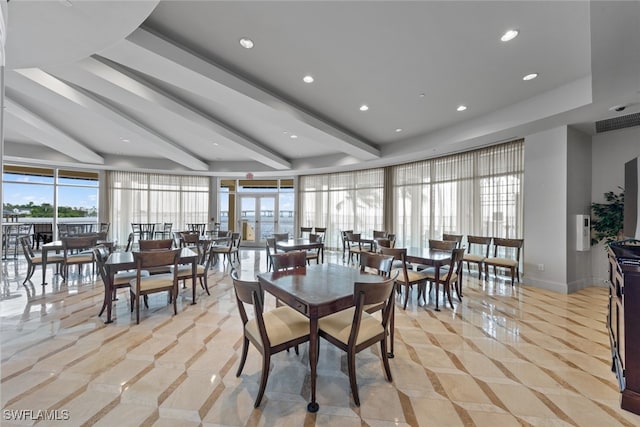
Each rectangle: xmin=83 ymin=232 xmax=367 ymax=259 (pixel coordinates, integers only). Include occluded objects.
xmin=395 ymin=128 xmax=403 ymax=133
xmin=456 ymin=105 xmax=467 ymax=112
xmin=303 ymin=75 xmax=314 ymax=83
xmin=283 ymin=131 xmax=289 ymax=135
xmin=239 ymin=38 xmax=254 ymax=49
xmin=419 ymin=93 xmax=426 ymax=98
xmin=359 ymin=105 xmax=369 ymax=111
xmin=501 ymin=29 xmax=519 ymax=42
xmin=522 ymin=73 xmax=538 ymax=81
xmin=290 ymin=134 xmax=298 ymax=139
xmin=119 ymin=137 xmax=130 ymax=143
xmin=213 ymin=142 xmax=219 ymax=146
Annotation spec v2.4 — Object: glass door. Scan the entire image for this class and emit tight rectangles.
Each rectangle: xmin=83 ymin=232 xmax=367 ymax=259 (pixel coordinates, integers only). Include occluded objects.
xmin=238 ymin=195 xmax=277 ymax=246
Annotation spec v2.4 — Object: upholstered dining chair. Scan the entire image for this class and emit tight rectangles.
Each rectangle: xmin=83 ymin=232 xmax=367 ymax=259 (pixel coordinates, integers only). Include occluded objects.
xmin=61 ymin=235 xmax=99 ymax=280
xmin=317 ymin=274 xmax=397 ymax=406
xmin=346 ymin=232 xmax=366 ymax=264
xmin=379 ymin=247 xmax=429 ymax=310
xmin=129 ymin=248 xmax=181 ymax=324
xmin=211 ymin=232 xmax=241 ymax=268
xmin=420 ymin=248 xmax=466 ymax=308
xmin=94 ymin=246 xmax=149 ymax=317
xmin=20 ymin=236 xmax=63 ymax=285
xmin=463 ymin=236 xmax=492 ymax=277
xmin=484 ymin=238 xmax=524 ymax=286
xmin=231 ymin=270 xmax=310 ymax=408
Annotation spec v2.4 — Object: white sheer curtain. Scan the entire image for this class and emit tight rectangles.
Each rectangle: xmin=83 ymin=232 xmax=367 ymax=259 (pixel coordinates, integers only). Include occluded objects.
xmin=299 ymin=169 xmax=384 ymax=249
xmin=106 ymin=171 xmax=209 ymax=246
xmin=392 ymin=140 xmax=524 ymax=249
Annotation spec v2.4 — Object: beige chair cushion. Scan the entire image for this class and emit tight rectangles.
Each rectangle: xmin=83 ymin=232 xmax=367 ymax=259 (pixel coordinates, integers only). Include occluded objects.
xmin=319 ymin=308 xmax=384 ymax=346
xmin=66 ymin=254 xmax=93 ymax=264
xmin=130 ymin=273 xmax=175 ymax=293
xmin=463 ymin=254 xmax=485 ymax=262
xmin=114 ymin=270 xmax=149 ymax=285
xmin=424 ymin=270 xmax=458 ymax=283
xmin=485 ymin=257 xmax=518 ymax=267
xmin=392 ymin=268 xmax=428 ymax=284
xmin=245 ymin=306 xmax=309 ymax=347
xmin=172 ymin=264 xmax=206 ymax=278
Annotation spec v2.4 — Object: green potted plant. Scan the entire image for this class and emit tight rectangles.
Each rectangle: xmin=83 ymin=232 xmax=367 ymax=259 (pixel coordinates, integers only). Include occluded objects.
xmin=591 ymin=189 xmax=624 ymax=246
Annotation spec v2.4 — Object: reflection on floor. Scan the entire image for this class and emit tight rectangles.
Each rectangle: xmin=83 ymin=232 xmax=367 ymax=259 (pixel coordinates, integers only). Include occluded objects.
xmin=1 ymin=249 xmax=639 ymax=426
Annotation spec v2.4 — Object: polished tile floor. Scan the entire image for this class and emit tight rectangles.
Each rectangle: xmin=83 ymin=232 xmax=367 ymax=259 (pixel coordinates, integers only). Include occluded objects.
xmin=1 ymin=250 xmax=639 ymax=426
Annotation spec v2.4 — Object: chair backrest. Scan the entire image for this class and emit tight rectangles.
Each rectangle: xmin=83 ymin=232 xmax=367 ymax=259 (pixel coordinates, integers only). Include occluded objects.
xmin=309 ymin=233 xmax=322 ymax=243
xmin=100 ymin=222 xmax=110 ymax=233
xmin=376 ymin=238 xmax=393 ymax=250
xmin=442 ymin=233 xmax=463 ymax=248
xmin=314 ymin=227 xmax=326 ymax=235
xmin=231 ymin=270 xmax=269 ymax=346
xmin=125 ymin=232 xmax=135 ymax=251
xmin=180 ymin=232 xmax=200 ymax=247
xmin=62 ymin=235 xmax=99 ymax=252
xmin=429 ymin=239 xmax=457 ymax=251
xmin=217 ymin=230 xmax=230 ymax=238
xmin=131 ymin=223 xmax=141 ymax=233
xmin=198 ymin=239 xmax=213 ymax=265
xmin=348 ymin=276 xmax=397 ymax=345
xmin=162 ymin=222 xmax=173 ymax=232
xmin=451 ymin=248 xmax=466 ymax=277
xmin=272 ymin=251 xmax=306 ymax=271
xmin=373 ymin=230 xmax=387 ymax=239
xmin=92 ymin=246 xmax=110 ymax=283
xmin=187 ymin=223 xmax=206 ymax=235
xmin=492 ymin=238 xmax=524 ymax=260
xmin=231 ymin=232 xmax=242 ymax=249
xmin=139 ymin=239 xmax=173 ymax=250
xmin=273 ymin=233 xmax=289 ymax=242
xmin=265 ymin=237 xmax=277 ymax=254
xmin=341 ymin=230 xmax=353 ymax=249
xmin=359 ymin=252 xmax=394 ymax=277
xmin=19 ymin=236 xmax=36 ymax=261
xmin=379 ymin=247 xmax=409 ymax=280
xmin=300 ymin=226 xmax=313 ymax=237
xmin=466 ymin=236 xmax=492 ymax=256
xmin=133 ymin=248 xmax=181 ymax=271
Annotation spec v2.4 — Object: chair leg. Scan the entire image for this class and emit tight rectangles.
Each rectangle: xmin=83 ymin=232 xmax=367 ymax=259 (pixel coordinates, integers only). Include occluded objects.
xmin=347 ymin=349 xmax=360 ymax=406
xmin=201 ymin=275 xmax=210 ymax=295
xmin=172 ymin=289 xmax=178 ymax=315
xmin=236 ymin=337 xmax=249 ymax=376
xmin=254 ymin=353 xmax=271 ymax=408
xmin=403 ymin=285 xmax=410 ymax=310
xmin=380 ymin=337 xmax=392 ymax=382
xmin=136 ymin=294 xmax=140 ymax=324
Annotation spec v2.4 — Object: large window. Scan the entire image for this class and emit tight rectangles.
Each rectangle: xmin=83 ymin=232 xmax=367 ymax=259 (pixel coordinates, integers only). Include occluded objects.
xmin=392 ymin=140 xmax=524 ymax=248
xmin=2 ymin=165 xmax=99 ymax=232
xmin=299 ymin=169 xmax=384 ymax=249
xmin=106 ymin=171 xmax=209 ymax=245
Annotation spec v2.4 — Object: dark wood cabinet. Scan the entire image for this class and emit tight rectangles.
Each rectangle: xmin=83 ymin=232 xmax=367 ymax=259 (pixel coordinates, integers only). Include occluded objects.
xmin=608 ymin=246 xmax=640 ymax=415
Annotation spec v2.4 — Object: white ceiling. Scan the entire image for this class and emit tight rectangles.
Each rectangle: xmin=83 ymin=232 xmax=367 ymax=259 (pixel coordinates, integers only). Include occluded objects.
xmin=3 ymin=1 xmax=640 ymax=177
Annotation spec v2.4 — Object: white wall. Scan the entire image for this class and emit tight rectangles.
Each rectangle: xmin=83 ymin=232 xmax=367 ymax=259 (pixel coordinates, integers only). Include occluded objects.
xmin=591 ymin=126 xmax=640 ymax=283
xmin=524 ymin=126 xmax=569 ymax=292
xmin=566 ymin=127 xmax=592 ymax=291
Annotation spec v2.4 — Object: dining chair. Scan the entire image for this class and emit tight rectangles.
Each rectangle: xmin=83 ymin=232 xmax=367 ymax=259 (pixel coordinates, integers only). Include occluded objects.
xmin=346 ymin=232 xmax=366 ymax=264
xmin=129 ymin=248 xmax=181 ymax=324
xmin=379 ymin=247 xmax=429 ymax=310
xmin=463 ymin=236 xmax=492 ymax=277
xmin=211 ymin=232 xmax=241 ymax=267
xmin=187 ymin=223 xmax=206 ymax=236
xmin=442 ymin=233 xmax=463 ymax=248
xmin=171 ymin=239 xmax=214 ymax=295
xmin=300 ymin=226 xmax=313 ymax=238
xmin=265 ymin=237 xmax=277 ymax=271
xmin=271 ymin=251 xmax=306 ymax=271
xmin=94 ymin=246 xmax=149 ymax=317
xmin=231 ymin=270 xmax=310 ymax=408
xmin=313 ymin=227 xmax=326 ymax=242
xmin=20 ymin=236 xmax=63 ymax=285
xmin=341 ymin=230 xmax=353 ymax=261
xmin=317 ymin=274 xmax=397 ymax=407
xmin=61 ymin=235 xmax=99 ymax=280
xmin=420 ymin=248 xmax=466 ymax=308
xmin=4 ymin=223 xmax=32 ymax=259
xmin=305 ymin=234 xmax=322 ymax=265
xmin=131 ymin=223 xmax=141 ymax=242
xmin=179 ymin=231 xmax=200 ymax=249
xmin=484 ymin=238 xmax=524 ymax=286
xmin=154 ymin=222 xmax=173 ymax=239
xmin=139 ymin=223 xmax=156 ymax=240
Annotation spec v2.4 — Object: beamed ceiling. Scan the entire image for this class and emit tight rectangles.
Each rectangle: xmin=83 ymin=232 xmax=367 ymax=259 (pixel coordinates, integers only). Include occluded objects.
xmin=3 ymin=1 xmax=640 ymax=177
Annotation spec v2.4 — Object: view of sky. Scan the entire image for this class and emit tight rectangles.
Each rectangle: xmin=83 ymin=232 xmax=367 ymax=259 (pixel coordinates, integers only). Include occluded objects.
xmin=3 ymin=174 xmax=98 ymax=209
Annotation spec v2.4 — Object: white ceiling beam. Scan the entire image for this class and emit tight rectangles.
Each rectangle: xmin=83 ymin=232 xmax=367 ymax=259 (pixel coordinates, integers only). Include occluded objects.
xmin=101 ymin=27 xmax=381 ymax=160
xmin=14 ymin=68 xmax=209 ymax=171
xmin=76 ymin=55 xmax=291 ymax=169
xmin=5 ymin=96 xmax=104 ymax=164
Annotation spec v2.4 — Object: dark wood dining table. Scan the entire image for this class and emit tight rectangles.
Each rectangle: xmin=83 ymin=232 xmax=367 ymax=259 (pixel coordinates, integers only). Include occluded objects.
xmin=257 ymin=263 xmax=386 ymax=412
xmin=405 ymin=247 xmax=453 ymax=311
xmin=40 ymin=239 xmax=115 ymax=286
xmin=102 ymin=247 xmax=198 ymax=324
xmin=276 ymin=238 xmax=325 ymax=263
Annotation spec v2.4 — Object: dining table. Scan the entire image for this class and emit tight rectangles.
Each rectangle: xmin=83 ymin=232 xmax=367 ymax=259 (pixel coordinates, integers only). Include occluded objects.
xmin=405 ymin=247 xmax=453 ymax=311
xmin=40 ymin=239 xmax=115 ymax=286
xmin=276 ymin=238 xmax=325 ymax=263
xmin=257 ymin=263 xmax=386 ymax=412
xmin=102 ymin=247 xmax=198 ymax=324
